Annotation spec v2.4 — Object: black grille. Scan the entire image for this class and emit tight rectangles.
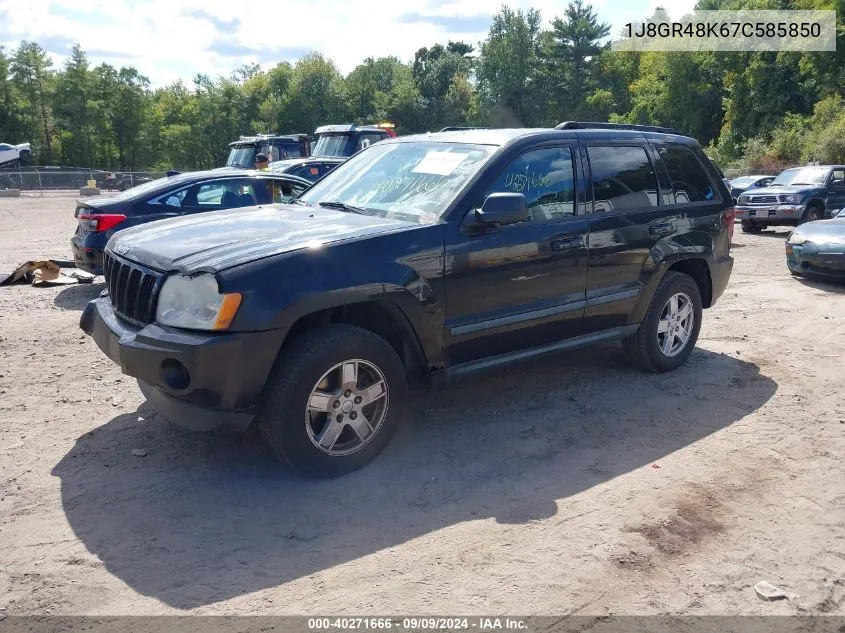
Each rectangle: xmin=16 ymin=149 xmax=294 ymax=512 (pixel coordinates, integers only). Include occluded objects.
xmin=103 ymin=251 xmax=162 ymax=325
xmin=748 ymin=195 xmax=777 ymax=204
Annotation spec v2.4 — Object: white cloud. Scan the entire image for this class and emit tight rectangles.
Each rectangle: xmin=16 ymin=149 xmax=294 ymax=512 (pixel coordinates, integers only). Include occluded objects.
xmin=0 ymin=0 xmax=685 ymax=87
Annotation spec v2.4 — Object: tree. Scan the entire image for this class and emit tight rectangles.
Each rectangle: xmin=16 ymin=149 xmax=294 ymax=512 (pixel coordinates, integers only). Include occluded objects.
xmin=10 ymin=41 xmax=55 ymax=163
xmin=55 ymin=44 xmax=92 ymax=166
xmin=542 ymin=0 xmax=610 ymax=120
xmin=476 ymin=6 xmax=543 ymax=126
xmin=0 ymin=47 xmax=26 ymax=144
xmin=285 ymin=53 xmax=347 ymax=134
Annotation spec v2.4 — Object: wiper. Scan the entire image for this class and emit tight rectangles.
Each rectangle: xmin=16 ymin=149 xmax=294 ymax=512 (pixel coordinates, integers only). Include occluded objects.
xmin=318 ymin=200 xmax=368 ymax=215
xmin=788 ymin=182 xmax=815 ymax=186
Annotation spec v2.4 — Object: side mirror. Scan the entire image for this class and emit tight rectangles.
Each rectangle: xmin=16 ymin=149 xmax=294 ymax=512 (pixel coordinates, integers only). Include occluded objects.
xmin=466 ymin=192 xmax=529 ymax=228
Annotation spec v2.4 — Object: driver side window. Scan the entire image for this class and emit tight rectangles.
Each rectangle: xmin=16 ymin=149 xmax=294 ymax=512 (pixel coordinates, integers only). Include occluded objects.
xmin=485 ymin=147 xmax=576 ymax=224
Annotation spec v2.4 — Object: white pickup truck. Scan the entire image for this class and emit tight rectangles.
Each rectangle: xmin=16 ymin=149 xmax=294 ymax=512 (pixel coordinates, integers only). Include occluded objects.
xmin=0 ymin=142 xmax=32 ymax=168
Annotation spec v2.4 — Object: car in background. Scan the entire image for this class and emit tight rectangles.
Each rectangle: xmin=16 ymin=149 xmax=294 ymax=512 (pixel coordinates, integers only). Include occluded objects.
xmin=270 ymin=156 xmax=346 ymax=183
xmin=226 ymin=134 xmax=310 ymax=168
xmin=735 ymin=165 xmax=845 ymax=233
xmin=71 ymin=169 xmax=311 ymax=275
xmin=0 ymin=142 xmax=32 ymax=168
xmin=312 ymin=124 xmax=392 ymax=158
xmin=785 ymin=216 xmax=845 ymax=279
xmin=729 ymin=174 xmax=775 ymax=201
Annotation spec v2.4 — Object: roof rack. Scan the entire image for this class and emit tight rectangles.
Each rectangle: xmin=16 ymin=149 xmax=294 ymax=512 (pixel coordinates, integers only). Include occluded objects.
xmin=439 ymin=126 xmax=491 ymax=132
xmin=554 ymin=121 xmax=682 ymax=135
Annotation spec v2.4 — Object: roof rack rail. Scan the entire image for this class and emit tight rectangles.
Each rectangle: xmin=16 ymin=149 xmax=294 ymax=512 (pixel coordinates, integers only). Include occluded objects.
xmin=554 ymin=121 xmax=682 ymax=135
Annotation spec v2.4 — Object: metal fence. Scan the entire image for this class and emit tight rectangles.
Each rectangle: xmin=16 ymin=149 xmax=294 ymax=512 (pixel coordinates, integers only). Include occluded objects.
xmin=0 ymin=166 xmax=167 ymax=195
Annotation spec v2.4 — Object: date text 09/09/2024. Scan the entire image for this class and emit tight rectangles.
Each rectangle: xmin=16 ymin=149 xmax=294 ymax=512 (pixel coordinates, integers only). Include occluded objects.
xmin=308 ymin=618 xmax=529 ymax=630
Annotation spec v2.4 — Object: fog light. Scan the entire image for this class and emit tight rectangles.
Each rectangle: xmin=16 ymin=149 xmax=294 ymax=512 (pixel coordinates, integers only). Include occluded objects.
xmin=160 ymin=359 xmax=190 ymax=390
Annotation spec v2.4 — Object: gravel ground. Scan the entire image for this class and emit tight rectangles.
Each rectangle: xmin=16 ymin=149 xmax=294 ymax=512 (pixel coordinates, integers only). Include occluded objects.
xmin=0 ymin=192 xmax=843 ymax=616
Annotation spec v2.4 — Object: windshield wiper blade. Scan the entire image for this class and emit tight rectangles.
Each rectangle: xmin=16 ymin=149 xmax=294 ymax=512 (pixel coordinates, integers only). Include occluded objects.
xmin=318 ymin=200 xmax=368 ymax=215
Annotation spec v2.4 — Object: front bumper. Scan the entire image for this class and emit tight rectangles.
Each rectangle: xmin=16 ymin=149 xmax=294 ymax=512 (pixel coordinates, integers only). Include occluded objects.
xmin=786 ymin=243 xmax=845 ymax=278
xmin=80 ymin=297 xmax=285 ymax=433
xmin=709 ymin=255 xmax=734 ymax=305
xmin=735 ymin=204 xmax=804 ymax=222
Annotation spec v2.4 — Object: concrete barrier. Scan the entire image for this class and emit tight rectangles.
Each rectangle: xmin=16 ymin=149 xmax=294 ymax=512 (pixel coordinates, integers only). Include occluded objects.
xmin=79 ymin=187 xmax=101 ymax=196
xmin=0 ymin=189 xmax=21 ymax=197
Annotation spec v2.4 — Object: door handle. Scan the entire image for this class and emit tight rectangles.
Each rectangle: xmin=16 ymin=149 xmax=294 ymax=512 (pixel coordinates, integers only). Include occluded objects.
xmin=551 ymin=235 xmax=585 ymax=251
xmin=649 ymin=221 xmax=676 ymax=237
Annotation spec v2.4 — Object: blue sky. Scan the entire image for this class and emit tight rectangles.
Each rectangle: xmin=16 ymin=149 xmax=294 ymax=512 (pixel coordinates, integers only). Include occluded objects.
xmin=0 ymin=0 xmax=696 ymax=87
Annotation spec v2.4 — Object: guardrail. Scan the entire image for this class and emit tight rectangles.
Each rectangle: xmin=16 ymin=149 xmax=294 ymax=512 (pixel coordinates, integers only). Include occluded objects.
xmin=0 ymin=167 xmax=166 ymax=195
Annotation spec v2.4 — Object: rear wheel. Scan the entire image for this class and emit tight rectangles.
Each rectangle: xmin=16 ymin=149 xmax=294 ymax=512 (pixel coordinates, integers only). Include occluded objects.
xmin=258 ymin=324 xmax=407 ymax=477
xmin=623 ymin=272 xmax=703 ymax=373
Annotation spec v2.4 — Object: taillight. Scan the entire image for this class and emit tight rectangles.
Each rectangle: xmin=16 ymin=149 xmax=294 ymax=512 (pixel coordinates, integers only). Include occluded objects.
xmin=724 ymin=207 xmax=735 ymax=243
xmin=78 ymin=212 xmax=127 ymax=232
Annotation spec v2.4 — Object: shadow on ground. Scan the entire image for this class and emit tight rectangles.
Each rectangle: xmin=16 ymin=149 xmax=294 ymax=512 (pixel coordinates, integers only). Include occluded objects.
xmin=52 ymin=345 xmax=777 ymax=609
xmin=54 ymin=282 xmax=104 ymax=310
xmin=795 ymin=275 xmax=845 ymax=294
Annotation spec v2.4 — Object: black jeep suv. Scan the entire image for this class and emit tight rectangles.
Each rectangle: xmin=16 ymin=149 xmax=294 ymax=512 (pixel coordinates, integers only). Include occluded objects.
xmin=80 ymin=122 xmax=735 ymax=477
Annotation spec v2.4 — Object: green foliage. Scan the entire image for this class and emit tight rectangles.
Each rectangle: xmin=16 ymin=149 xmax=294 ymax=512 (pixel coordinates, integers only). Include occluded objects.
xmin=3 ymin=1 xmax=842 ymax=172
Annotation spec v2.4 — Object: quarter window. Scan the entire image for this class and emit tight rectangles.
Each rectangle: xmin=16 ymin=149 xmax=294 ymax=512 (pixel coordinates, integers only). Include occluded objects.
xmin=587 ymin=146 xmax=658 ymax=212
xmin=657 ymin=145 xmax=716 ymax=204
xmin=486 ymin=147 xmax=576 ymax=223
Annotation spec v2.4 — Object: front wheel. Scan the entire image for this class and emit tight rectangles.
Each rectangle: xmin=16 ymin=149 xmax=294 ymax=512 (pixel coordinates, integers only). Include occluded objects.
xmin=801 ymin=205 xmax=823 ymax=224
xmin=623 ymin=271 xmax=703 ymax=373
xmin=258 ymin=324 xmax=407 ymax=477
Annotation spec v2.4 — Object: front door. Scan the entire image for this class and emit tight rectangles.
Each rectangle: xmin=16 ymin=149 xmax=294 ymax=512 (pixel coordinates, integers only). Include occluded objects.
xmin=444 ymin=144 xmax=589 ymax=365
xmin=825 ymin=167 xmax=845 ymax=216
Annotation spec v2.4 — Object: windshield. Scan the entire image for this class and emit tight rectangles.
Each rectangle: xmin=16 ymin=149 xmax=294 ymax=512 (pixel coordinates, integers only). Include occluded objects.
xmin=772 ymin=166 xmax=828 ymax=186
xmin=227 ymin=146 xmax=256 ymax=168
xmin=299 ymin=141 xmax=497 ymax=223
xmin=731 ymin=176 xmax=758 ymax=186
xmin=313 ymin=134 xmax=352 ymax=157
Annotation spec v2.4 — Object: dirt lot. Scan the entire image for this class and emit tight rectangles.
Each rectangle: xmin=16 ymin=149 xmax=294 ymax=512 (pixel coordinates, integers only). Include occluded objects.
xmin=0 ymin=192 xmax=843 ymax=616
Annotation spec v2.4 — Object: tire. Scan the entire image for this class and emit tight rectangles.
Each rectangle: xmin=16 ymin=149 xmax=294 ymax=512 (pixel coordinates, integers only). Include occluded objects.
xmin=623 ymin=271 xmax=703 ymax=373
xmin=258 ymin=324 xmax=407 ymax=477
xmin=801 ymin=204 xmax=823 ymax=224
xmin=740 ymin=220 xmax=762 ymax=233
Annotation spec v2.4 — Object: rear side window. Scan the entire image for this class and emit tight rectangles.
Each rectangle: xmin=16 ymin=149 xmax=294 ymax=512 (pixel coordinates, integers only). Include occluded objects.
xmin=657 ymin=145 xmax=716 ymax=204
xmin=290 ymin=164 xmax=324 ymax=181
xmin=588 ymin=146 xmax=658 ymax=212
xmin=486 ymin=146 xmax=576 ymax=223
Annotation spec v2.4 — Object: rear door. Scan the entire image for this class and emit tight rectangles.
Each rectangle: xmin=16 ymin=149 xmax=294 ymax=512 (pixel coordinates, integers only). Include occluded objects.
xmin=581 ymin=142 xmax=671 ymax=333
xmin=582 ymin=141 xmax=724 ymax=333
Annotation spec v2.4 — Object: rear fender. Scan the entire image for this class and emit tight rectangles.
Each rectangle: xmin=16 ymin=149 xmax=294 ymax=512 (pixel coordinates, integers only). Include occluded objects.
xmin=627 ymin=232 xmax=715 ymax=324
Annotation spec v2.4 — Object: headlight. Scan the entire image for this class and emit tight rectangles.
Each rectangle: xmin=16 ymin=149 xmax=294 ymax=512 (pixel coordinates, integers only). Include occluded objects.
xmin=737 ymin=196 xmax=748 ymax=205
xmin=156 ymin=273 xmax=242 ymax=330
xmin=787 ymin=233 xmax=806 ymax=245
xmin=780 ymin=194 xmax=801 ymax=204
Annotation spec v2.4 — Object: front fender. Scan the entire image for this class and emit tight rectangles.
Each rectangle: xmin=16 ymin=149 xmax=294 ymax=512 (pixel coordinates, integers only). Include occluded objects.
xmin=219 ymin=225 xmax=447 ymax=365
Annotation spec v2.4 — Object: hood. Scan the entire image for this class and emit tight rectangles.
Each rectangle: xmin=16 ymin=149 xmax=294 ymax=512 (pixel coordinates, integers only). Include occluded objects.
xmin=741 ymin=185 xmax=820 ymax=197
xmin=795 ymin=218 xmax=845 ymax=243
xmin=107 ymin=204 xmax=415 ymax=274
